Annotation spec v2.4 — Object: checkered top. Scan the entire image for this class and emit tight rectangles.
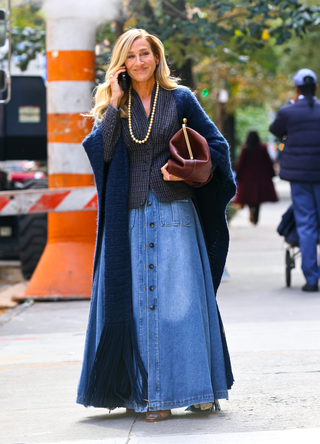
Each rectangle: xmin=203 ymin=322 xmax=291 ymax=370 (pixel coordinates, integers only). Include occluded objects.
xmin=101 ymin=85 xmax=192 ymax=209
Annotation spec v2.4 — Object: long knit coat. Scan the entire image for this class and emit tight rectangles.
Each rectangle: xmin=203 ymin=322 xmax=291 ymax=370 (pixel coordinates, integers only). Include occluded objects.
xmin=78 ymin=86 xmax=236 ymax=408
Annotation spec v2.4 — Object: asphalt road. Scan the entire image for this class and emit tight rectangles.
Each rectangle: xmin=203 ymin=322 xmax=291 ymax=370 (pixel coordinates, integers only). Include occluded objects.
xmin=0 ymin=179 xmax=320 ymax=444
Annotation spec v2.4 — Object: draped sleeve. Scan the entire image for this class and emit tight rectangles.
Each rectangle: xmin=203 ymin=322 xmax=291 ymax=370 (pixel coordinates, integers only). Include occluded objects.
xmin=101 ymin=105 xmax=122 ymax=163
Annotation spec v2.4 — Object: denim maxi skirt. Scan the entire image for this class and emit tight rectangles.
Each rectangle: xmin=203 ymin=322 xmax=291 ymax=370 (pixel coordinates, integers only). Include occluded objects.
xmin=77 ymin=189 xmax=229 ymax=412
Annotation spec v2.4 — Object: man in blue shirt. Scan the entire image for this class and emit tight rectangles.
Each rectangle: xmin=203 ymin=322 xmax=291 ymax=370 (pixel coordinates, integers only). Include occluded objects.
xmin=270 ymin=69 xmax=320 ymax=292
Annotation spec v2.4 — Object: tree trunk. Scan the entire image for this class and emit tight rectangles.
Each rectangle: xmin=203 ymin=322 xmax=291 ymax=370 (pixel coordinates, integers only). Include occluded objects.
xmin=216 ymin=102 xmax=235 ymax=166
xmin=224 ymin=114 xmax=235 ymax=166
xmin=115 ymin=20 xmax=125 ymax=40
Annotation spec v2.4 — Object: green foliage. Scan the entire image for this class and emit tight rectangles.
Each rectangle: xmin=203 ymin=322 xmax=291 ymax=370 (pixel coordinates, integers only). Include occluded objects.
xmin=6 ymin=0 xmax=320 ymax=104
xmin=11 ymin=26 xmax=45 ymax=71
xmin=95 ymin=23 xmax=116 ymax=83
xmin=8 ymin=5 xmax=45 ymax=71
xmin=7 ymin=0 xmax=320 ymax=81
xmin=235 ymin=106 xmax=272 ymax=156
xmin=277 ymin=30 xmax=320 ymax=79
xmin=131 ymin=0 xmax=320 ymax=59
xmin=11 ymin=5 xmax=45 ymax=28
xmin=127 ymin=0 xmax=319 ymax=113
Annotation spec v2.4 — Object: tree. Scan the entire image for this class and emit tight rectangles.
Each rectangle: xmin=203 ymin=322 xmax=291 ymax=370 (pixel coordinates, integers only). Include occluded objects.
xmin=8 ymin=4 xmax=45 ymax=72
xmin=6 ymin=1 xmax=320 ymax=158
xmin=9 ymin=1 xmax=320 ymax=78
xmin=129 ymin=0 xmax=320 ymax=78
xmin=126 ymin=0 xmax=319 ymax=158
xmin=277 ymin=29 xmax=320 ymax=77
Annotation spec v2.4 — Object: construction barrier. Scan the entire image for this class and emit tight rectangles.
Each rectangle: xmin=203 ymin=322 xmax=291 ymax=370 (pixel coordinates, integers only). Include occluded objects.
xmin=0 ymin=187 xmax=97 ymax=215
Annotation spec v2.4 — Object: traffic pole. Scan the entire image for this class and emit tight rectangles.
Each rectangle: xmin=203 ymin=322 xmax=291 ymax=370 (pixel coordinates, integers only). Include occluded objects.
xmin=23 ymin=7 xmax=97 ymax=299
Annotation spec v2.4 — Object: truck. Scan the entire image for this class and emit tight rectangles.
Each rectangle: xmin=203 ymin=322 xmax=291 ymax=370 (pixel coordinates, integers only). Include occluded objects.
xmin=0 ymin=75 xmax=48 ymax=279
xmin=0 ymin=2 xmax=49 ymax=280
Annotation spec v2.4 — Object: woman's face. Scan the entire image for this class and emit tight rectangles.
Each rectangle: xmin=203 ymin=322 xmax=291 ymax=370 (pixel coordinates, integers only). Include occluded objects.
xmin=125 ymin=38 xmax=159 ymax=85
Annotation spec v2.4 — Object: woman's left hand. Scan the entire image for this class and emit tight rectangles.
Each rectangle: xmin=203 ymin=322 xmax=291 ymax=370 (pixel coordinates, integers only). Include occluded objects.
xmin=161 ymin=162 xmax=184 ymax=181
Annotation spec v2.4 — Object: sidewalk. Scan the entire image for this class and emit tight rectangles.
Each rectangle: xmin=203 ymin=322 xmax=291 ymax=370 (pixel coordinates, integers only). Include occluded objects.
xmin=1 ymin=179 xmax=320 ymax=444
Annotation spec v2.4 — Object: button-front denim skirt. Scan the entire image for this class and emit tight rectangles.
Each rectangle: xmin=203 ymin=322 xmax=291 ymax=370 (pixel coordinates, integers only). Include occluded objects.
xmin=125 ymin=190 xmax=228 ymax=412
xmin=77 ymin=189 xmax=229 ymax=412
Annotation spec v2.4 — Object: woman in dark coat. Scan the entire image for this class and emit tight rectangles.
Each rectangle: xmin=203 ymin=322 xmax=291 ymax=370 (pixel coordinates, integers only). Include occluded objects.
xmin=234 ymin=131 xmax=278 ymax=224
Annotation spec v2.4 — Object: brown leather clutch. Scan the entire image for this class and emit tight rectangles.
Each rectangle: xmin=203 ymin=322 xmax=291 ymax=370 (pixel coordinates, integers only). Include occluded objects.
xmin=167 ymin=118 xmax=213 ymax=188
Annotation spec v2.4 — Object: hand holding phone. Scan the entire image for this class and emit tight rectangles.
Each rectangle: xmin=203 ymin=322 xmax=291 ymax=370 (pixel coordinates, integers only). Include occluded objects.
xmin=109 ymin=66 xmax=127 ymax=109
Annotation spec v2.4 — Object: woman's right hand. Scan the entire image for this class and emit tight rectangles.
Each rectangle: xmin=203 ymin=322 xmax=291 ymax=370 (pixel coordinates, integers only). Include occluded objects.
xmin=109 ymin=66 xmax=127 ymax=109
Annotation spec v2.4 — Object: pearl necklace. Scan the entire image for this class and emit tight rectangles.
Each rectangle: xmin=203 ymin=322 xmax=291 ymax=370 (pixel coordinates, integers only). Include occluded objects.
xmin=128 ymin=81 xmax=159 ymax=144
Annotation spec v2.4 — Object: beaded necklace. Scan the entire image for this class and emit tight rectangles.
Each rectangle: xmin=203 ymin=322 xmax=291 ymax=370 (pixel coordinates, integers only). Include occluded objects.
xmin=128 ymin=81 xmax=159 ymax=144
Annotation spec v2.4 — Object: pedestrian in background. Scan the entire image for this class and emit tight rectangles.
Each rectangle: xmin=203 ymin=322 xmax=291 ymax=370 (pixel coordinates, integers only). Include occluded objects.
xmin=234 ymin=130 xmax=278 ymax=225
xmin=269 ymin=68 xmax=320 ymax=292
xmin=76 ymin=29 xmax=236 ymax=421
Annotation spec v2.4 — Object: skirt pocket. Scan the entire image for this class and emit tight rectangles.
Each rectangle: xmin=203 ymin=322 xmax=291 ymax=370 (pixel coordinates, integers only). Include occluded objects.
xmin=159 ymin=199 xmax=191 ymax=227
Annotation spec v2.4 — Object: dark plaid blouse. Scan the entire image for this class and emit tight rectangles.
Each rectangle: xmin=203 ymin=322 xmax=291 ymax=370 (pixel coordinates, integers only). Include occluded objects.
xmin=101 ymin=85 xmax=192 ymax=209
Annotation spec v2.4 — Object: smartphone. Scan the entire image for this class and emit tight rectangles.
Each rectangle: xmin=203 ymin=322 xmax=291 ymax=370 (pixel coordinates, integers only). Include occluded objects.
xmin=118 ymin=66 xmax=129 ymax=92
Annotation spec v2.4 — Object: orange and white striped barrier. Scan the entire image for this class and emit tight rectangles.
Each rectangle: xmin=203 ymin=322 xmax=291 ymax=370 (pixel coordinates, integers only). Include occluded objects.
xmin=23 ymin=5 xmax=98 ymax=300
xmin=0 ymin=187 xmax=97 ymax=216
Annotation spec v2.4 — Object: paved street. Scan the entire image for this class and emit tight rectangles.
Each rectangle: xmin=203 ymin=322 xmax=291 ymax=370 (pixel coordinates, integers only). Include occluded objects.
xmin=1 ymin=179 xmax=320 ymax=444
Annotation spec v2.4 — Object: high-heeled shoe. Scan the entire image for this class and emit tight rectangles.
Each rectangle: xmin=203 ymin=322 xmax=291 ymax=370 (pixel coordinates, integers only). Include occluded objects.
xmin=186 ymin=400 xmax=221 ymax=412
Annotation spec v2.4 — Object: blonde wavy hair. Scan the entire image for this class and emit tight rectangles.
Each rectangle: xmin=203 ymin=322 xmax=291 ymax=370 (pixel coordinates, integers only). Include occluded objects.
xmin=90 ymin=28 xmax=181 ymax=122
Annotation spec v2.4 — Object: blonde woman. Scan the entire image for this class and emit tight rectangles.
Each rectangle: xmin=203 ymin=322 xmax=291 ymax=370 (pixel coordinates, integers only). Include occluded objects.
xmin=77 ymin=29 xmax=236 ymax=422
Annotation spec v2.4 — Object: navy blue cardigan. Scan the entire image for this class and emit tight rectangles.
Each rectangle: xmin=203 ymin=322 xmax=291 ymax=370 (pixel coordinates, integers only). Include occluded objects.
xmin=81 ymin=87 xmax=236 ymax=408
